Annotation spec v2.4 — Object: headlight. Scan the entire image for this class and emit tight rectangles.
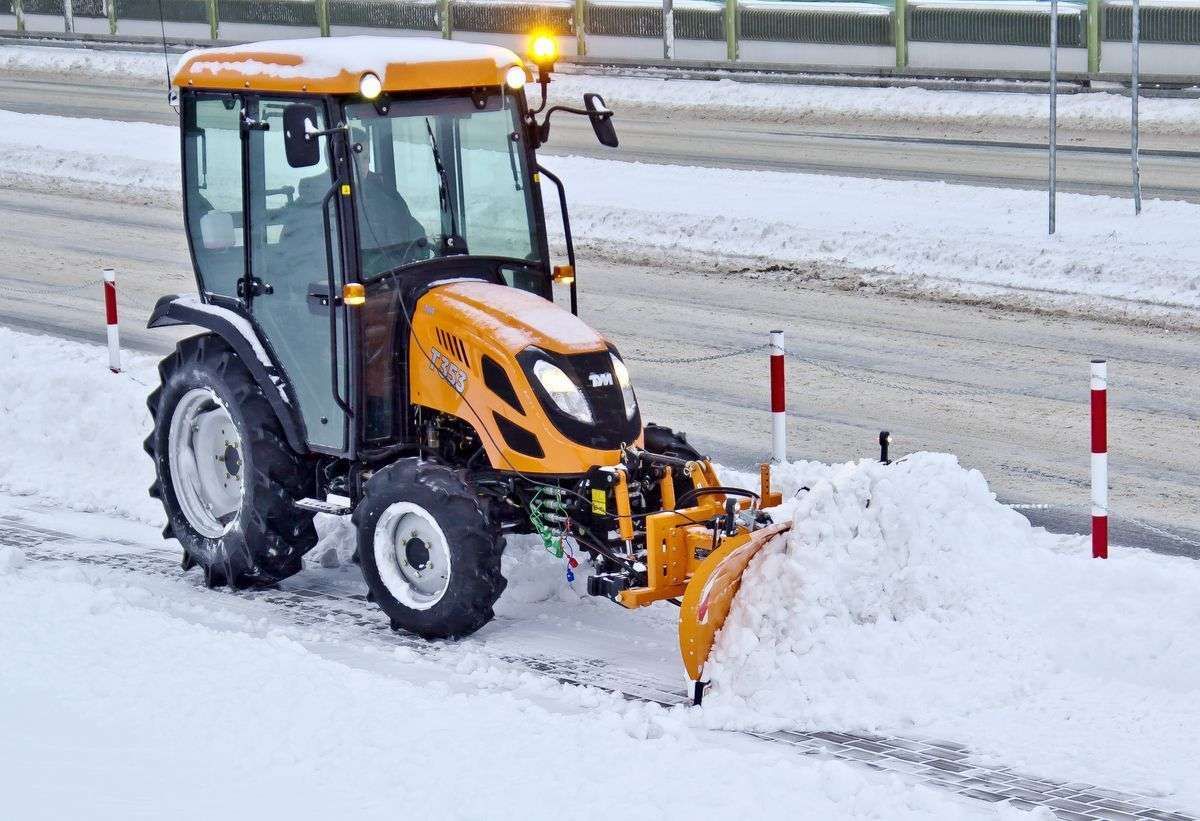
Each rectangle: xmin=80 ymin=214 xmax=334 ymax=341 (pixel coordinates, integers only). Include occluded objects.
xmin=610 ymin=354 xmax=637 ymax=420
xmin=533 ymin=359 xmax=593 ymax=424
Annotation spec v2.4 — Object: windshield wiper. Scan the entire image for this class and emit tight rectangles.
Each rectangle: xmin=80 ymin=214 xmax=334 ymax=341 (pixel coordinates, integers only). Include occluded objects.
xmin=424 ymin=118 xmax=467 ymax=255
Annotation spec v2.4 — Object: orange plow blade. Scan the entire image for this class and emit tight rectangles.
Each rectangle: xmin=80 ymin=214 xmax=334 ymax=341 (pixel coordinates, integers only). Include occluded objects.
xmin=678 ymin=522 xmax=791 ymax=685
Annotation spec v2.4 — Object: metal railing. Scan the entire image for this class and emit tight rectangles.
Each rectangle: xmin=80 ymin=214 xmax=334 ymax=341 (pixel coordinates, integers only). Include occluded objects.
xmin=4 ymin=0 xmax=1200 ymax=80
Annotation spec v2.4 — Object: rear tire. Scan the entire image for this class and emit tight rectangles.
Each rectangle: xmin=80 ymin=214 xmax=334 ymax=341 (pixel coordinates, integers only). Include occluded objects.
xmin=145 ymin=334 xmax=317 ymax=588
xmin=355 ymin=459 xmax=506 ymax=639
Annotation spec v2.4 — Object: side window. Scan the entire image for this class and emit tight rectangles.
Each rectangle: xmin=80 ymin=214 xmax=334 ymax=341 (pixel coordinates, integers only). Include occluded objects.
xmin=184 ymin=94 xmax=245 ymax=298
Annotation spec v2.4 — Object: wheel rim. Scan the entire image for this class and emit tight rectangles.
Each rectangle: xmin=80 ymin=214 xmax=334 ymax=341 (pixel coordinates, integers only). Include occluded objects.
xmin=168 ymin=388 xmax=244 ymax=539
xmin=373 ymin=502 xmax=452 ymax=611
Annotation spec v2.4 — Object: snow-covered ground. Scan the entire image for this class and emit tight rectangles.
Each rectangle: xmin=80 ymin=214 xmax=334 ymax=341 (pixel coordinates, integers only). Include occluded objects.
xmin=4 ymin=42 xmax=1198 ymax=134
xmin=2 ymin=104 xmax=1198 ymax=319
xmin=0 ymin=326 xmax=1024 ymax=820
xmin=0 ymin=548 xmax=998 ymax=820
xmin=3 ymin=326 xmax=1200 ymax=817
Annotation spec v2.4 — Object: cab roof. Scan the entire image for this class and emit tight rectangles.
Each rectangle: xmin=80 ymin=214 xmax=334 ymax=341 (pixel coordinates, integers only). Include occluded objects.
xmin=173 ymin=36 xmax=525 ymax=96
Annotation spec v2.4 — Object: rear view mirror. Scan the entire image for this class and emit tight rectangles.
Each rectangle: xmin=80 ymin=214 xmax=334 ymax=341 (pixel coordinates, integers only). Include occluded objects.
xmin=283 ymin=103 xmax=321 ymax=168
xmin=584 ymin=93 xmax=618 ymax=148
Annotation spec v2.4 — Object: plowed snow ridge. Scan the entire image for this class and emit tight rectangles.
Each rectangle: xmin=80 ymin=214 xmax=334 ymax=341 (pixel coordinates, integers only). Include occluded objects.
xmin=712 ymin=454 xmax=1200 ymax=809
xmin=2 ymin=106 xmax=1199 ymax=316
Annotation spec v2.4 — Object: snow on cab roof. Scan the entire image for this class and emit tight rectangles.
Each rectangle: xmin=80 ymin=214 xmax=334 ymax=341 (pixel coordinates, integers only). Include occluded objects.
xmin=173 ymin=36 xmax=524 ymax=95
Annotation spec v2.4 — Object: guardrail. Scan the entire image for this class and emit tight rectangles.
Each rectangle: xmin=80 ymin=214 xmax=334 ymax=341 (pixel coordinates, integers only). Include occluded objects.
xmin=3 ymin=0 xmax=1198 ymax=82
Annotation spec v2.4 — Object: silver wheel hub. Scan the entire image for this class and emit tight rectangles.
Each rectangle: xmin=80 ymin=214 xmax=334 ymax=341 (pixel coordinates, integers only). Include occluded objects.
xmin=374 ymin=503 xmax=452 ymax=610
xmin=168 ymin=388 xmax=243 ymax=539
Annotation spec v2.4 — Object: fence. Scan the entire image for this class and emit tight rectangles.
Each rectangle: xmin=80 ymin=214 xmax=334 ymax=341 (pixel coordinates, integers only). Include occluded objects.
xmin=3 ymin=0 xmax=1200 ymax=80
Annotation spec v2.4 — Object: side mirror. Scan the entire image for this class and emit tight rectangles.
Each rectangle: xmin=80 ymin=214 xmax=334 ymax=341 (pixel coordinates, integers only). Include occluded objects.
xmin=584 ymin=93 xmax=618 ymax=148
xmin=283 ymin=103 xmax=321 ymax=168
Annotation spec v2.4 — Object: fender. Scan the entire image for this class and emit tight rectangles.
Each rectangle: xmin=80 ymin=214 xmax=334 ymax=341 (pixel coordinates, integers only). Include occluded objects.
xmin=148 ymin=293 xmax=309 ymax=453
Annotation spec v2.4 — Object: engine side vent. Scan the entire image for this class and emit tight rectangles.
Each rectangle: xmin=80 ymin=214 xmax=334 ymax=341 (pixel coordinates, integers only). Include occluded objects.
xmin=494 ymin=412 xmax=544 ymax=459
xmin=482 ymin=355 xmax=524 ymax=415
xmin=435 ymin=328 xmax=470 ymax=368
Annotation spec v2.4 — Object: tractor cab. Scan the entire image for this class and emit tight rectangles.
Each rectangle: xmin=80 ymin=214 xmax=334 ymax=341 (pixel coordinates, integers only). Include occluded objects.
xmin=171 ymin=35 xmax=606 ymax=457
xmin=147 ymin=35 xmax=782 ymax=702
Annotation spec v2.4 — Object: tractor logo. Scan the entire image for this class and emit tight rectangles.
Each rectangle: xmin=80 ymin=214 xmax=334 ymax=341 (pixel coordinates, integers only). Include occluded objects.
xmin=588 ymin=372 xmax=614 ymax=388
xmin=430 ymin=347 xmax=467 ymax=394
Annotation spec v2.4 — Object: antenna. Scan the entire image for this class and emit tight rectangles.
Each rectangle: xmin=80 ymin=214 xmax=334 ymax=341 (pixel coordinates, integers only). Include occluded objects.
xmin=156 ymin=0 xmax=172 ymax=102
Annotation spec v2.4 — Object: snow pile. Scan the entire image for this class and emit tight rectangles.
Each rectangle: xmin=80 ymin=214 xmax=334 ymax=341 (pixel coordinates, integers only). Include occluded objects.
xmin=0 ymin=327 xmax=164 ymax=526
xmin=706 ymin=453 xmax=1200 ymax=804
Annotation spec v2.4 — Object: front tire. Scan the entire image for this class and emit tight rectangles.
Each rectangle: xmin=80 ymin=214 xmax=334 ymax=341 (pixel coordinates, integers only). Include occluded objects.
xmin=355 ymin=459 xmax=505 ymax=639
xmin=643 ymin=422 xmax=703 ymax=506
xmin=145 ymin=334 xmax=317 ymax=588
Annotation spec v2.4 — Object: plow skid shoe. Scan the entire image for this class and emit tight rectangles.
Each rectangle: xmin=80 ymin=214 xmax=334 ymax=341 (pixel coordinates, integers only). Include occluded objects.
xmin=678 ymin=523 xmax=790 ymax=685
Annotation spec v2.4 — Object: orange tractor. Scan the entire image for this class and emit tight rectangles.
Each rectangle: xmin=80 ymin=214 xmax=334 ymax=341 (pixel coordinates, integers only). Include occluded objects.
xmin=143 ymin=33 xmax=783 ymax=700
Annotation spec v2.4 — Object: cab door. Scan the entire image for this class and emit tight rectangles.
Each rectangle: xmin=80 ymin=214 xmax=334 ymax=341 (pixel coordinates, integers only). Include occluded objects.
xmin=244 ymin=96 xmax=349 ymax=453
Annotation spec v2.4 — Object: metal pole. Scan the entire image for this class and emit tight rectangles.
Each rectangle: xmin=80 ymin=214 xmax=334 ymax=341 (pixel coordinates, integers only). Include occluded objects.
xmin=663 ymin=0 xmax=674 ymax=60
xmin=1131 ymin=0 xmax=1142 ymax=215
xmin=440 ymin=0 xmax=452 ymax=39
xmin=1090 ymin=360 xmax=1108 ymax=559
xmin=13 ymin=0 xmax=25 ymax=33
xmin=106 ymin=0 xmax=117 ymax=35
xmin=103 ymin=268 xmax=121 ymax=374
xmin=316 ymin=0 xmax=329 ymax=36
xmin=207 ymin=0 xmax=219 ymax=40
xmin=725 ymin=0 xmax=738 ymax=61
xmin=63 ymin=0 xmax=74 ymax=33
xmin=575 ymin=0 xmax=586 ymax=56
xmin=770 ymin=330 xmax=786 ymax=464
xmin=894 ymin=0 xmax=908 ymax=69
xmin=1086 ymin=0 xmax=1100 ymax=75
xmin=1049 ymin=0 xmax=1058 ymax=236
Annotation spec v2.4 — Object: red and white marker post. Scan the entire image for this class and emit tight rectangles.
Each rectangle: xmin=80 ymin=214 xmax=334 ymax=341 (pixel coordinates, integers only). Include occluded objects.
xmin=103 ymin=267 xmax=121 ymax=374
xmin=1091 ymin=359 xmax=1108 ymax=559
xmin=770 ymin=330 xmax=786 ymax=464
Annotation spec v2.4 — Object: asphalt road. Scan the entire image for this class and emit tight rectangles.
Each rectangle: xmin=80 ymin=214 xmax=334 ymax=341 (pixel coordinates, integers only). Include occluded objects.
xmin=3 ymin=73 xmax=1200 ymax=201
xmin=1 ymin=186 xmax=1197 ymax=557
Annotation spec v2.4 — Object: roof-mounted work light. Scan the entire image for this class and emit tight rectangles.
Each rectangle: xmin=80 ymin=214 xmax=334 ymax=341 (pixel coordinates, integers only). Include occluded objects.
xmin=528 ymin=33 xmax=558 ymax=73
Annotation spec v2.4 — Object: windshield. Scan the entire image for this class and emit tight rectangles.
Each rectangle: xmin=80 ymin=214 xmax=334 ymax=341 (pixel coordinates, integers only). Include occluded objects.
xmin=345 ymin=93 xmax=542 ymax=279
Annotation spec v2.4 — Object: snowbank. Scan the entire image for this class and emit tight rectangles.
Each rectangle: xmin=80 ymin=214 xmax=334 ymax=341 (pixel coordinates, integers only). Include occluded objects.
xmin=3 ymin=107 xmax=1198 ymax=316
xmin=708 ymin=453 xmax=1200 ymax=807
xmin=0 ymin=44 xmax=169 ymax=84
xmin=0 ymin=108 xmax=177 ymax=200
xmin=4 ymin=42 xmax=1198 ymax=134
xmin=551 ymin=72 xmax=1200 ymax=135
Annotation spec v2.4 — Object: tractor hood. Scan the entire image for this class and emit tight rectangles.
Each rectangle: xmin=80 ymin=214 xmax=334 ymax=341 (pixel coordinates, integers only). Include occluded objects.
xmin=419 ymin=280 xmax=607 ymax=356
xmin=408 ymin=278 xmax=642 ymax=473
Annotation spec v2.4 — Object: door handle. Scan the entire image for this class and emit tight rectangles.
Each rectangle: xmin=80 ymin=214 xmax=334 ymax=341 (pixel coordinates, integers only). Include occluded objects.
xmin=307 ymin=282 xmax=339 ymax=307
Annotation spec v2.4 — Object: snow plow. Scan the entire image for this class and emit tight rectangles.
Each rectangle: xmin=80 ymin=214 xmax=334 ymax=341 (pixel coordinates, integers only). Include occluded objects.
xmin=143 ymin=33 xmax=783 ymax=698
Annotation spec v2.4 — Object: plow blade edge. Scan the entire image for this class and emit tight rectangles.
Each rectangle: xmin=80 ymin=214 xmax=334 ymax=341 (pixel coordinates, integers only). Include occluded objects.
xmin=678 ymin=522 xmax=791 ymax=684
